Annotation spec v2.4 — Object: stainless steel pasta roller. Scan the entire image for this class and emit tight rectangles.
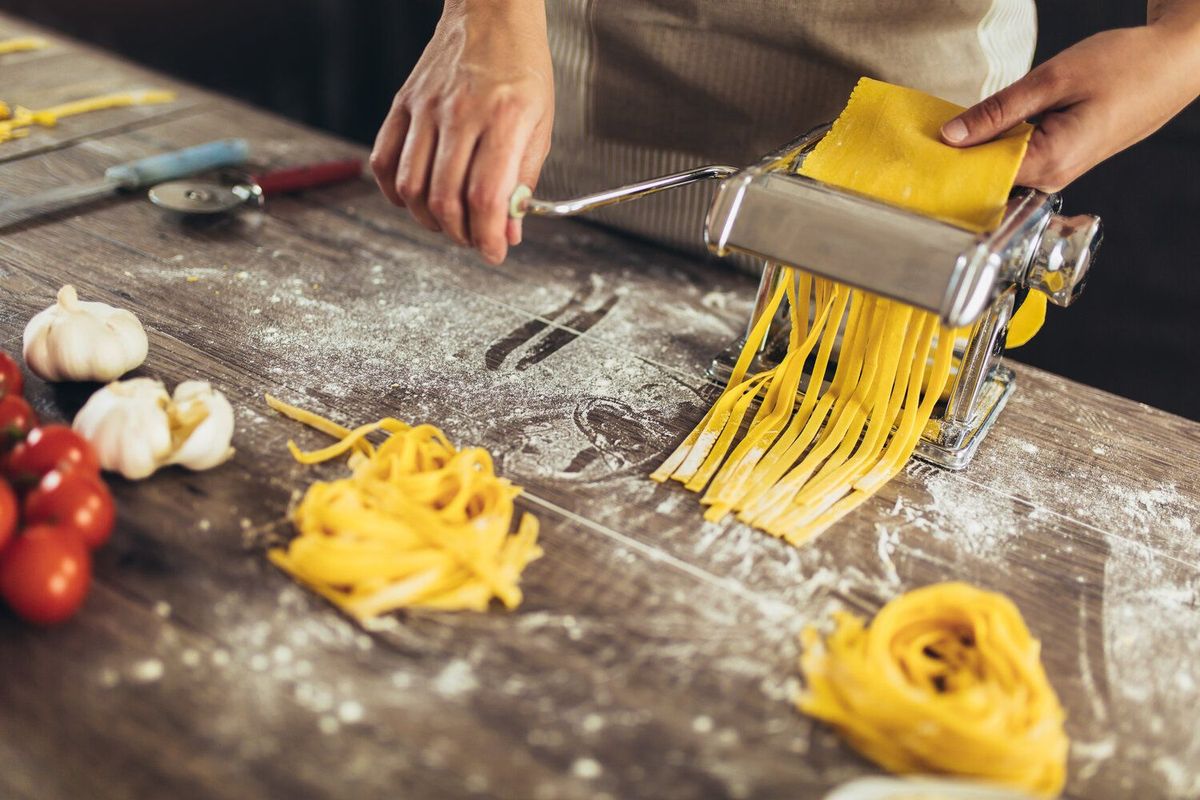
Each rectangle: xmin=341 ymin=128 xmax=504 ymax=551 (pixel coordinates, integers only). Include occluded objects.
xmin=509 ymin=125 xmax=1102 ymax=469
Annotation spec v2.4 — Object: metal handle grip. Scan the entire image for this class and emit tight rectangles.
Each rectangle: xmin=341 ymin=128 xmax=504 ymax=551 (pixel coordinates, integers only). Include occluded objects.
xmin=252 ymin=158 xmax=362 ymax=196
xmin=508 ymin=164 xmax=739 ymax=219
xmin=104 ymin=138 xmax=250 ymax=189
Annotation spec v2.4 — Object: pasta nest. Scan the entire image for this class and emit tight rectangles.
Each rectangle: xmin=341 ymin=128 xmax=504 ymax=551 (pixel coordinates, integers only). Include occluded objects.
xmin=266 ymin=395 xmax=542 ymax=618
xmin=798 ymin=582 xmax=1069 ymax=797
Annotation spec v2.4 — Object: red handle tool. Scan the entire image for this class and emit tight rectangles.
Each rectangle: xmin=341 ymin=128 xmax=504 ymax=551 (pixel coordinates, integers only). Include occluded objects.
xmin=251 ymin=158 xmax=363 ymax=196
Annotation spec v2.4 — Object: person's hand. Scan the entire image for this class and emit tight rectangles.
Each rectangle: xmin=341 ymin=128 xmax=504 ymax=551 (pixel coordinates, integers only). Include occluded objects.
xmin=940 ymin=23 xmax=1200 ymax=191
xmin=370 ymin=0 xmax=554 ymax=264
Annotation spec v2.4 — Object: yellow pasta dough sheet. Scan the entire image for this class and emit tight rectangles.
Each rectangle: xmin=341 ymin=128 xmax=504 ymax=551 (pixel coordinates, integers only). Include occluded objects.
xmin=801 ymin=77 xmax=1032 ymax=232
xmin=801 ymin=78 xmax=1043 ymax=348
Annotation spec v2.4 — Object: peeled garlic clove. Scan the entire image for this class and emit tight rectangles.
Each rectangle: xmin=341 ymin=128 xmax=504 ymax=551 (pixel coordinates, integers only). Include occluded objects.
xmin=73 ymin=377 xmax=173 ymax=480
xmin=23 ymin=284 xmax=148 ymax=383
xmin=165 ymin=380 xmax=235 ymax=471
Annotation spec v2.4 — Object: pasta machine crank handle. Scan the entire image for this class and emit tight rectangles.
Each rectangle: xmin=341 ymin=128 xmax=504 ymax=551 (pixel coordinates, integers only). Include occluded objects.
xmin=508 ymin=164 xmax=739 ymax=219
xmin=1025 ymin=212 xmax=1102 ymax=306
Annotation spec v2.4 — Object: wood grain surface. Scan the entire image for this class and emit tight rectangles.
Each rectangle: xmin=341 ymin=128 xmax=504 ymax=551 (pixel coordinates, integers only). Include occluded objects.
xmin=1 ymin=16 xmax=1199 ymax=800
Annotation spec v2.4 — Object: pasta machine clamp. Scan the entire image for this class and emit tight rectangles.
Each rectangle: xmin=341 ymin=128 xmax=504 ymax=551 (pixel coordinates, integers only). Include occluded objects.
xmin=510 ymin=125 xmax=1101 ymax=470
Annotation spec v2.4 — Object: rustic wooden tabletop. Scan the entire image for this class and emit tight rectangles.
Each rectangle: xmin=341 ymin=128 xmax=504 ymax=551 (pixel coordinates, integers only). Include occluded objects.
xmin=1 ymin=16 xmax=1198 ymax=800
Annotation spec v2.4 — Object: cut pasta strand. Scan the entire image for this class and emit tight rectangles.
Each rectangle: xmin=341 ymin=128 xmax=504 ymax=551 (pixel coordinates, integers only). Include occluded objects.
xmin=0 ymin=89 xmax=175 ymax=143
xmin=0 ymin=36 xmax=46 ymax=56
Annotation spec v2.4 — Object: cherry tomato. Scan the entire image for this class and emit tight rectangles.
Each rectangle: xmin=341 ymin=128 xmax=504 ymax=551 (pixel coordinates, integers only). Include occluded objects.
xmin=0 ymin=395 xmax=37 ymax=452
xmin=0 ymin=525 xmax=91 ymax=625
xmin=0 ymin=480 xmax=16 ymax=554
xmin=5 ymin=425 xmax=100 ymax=488
xmin=24 ymin=470 xmax=115 ymax=551
xmin=0 ymin=353 xmax=21 ymax=400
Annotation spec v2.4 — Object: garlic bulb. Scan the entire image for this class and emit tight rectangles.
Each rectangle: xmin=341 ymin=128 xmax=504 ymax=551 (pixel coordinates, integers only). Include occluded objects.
xmin=23 ymin=284 xmax=148 ymax=382
xmin=73 ymin=378 xmax=235 ymax=480
xmin=164 ymin=381 xmax=235 ymax=471
xmin=73 ymin=378 xmax=172 ymax=479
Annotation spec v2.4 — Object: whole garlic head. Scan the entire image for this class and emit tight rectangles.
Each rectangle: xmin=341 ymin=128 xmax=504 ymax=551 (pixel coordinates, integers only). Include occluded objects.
xmin=73 ymin=378 xmax=173 ymax=479
xmin=23 ymin=284 xmax=148 ymax=382
xmin=73 ymin=378 xmax=235 ymax=480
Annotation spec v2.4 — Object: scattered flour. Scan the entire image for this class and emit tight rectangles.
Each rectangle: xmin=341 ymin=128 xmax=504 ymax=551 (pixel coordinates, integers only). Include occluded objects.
xmin=1101 ymin=530 xmax=1200 ymax=798
xmin=581 ymin=713 xmax=606 ymax=733
xmin=571 ymin=757 xmax=602 ymax=779
xmin=433 ymin=659 xmax=479 ymax=697
xmin=893 ymin=468 xmax=1021 ymax=557
xmin=700 ymin=290 xmax=732 ymax=312
xmin=130 ymin=658 xmax=164 ymax=683
xmin=337 ymin=700 xmax=365 ymax=724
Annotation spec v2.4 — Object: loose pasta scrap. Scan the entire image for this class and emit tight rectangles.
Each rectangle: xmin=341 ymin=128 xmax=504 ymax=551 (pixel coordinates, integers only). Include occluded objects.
xmin=265 ymin=395 xmax=542 ymax=620
xmin=653 ymin=78 xmax=1033 ymax=544
xmin=0 ymin=37 xmax=46 ymax=56
xmin=0 ymin=89 xmax=175 ymax=143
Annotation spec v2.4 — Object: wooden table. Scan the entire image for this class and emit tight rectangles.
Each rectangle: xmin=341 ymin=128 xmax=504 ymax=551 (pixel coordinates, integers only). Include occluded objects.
xmin=2 ymin=17 xmax=1198 ymax=800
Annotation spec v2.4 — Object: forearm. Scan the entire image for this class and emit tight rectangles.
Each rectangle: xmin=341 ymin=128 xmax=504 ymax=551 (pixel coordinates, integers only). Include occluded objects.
xmin=1148 ymin=0 xmax=1200 ymax=28
xmin=443 ymin=0 xmax=544 ymax=11
xmin=371 ymin=0 xmax=554 ymax=264
xmin=438 ymin=0 xmax=550 ymax=76
xmin=441 ymin=0 xmax=546 ymax=29
xmin=1148 ymin=0 xmax=1200 ymax=97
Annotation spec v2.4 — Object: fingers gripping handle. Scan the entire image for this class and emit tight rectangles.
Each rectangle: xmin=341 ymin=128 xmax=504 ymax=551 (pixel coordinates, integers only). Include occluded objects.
xmin=509 ymin=185 xmax=535 ymax=219
xmin=508 ymin=164 xmax=739 ymax=219
xmin=104 ymin=139 xmax=250 ymax=189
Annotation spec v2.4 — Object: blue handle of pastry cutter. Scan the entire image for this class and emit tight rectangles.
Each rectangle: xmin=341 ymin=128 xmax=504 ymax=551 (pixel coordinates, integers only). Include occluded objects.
xmin=104 ymin=138 xmax=250 ymax=189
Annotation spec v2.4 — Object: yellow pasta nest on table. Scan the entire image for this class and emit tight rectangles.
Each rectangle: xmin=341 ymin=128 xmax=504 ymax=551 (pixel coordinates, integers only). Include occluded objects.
xmin=265 ymin=395 xmax=542 ymax=619
xmin=798 ymin=582 xmax=1069 ymax=797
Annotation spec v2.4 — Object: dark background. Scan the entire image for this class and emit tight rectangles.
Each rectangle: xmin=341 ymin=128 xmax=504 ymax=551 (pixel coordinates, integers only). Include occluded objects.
xmin=3 ymin=0 xmax=1197 ymax=420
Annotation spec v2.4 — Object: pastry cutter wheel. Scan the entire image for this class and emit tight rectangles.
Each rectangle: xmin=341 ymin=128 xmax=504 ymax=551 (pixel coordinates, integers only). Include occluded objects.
xmin=149 ymin=158 xmax=362 ymax=214
xmin=507 ymin=125 xmax=1103 ymax=469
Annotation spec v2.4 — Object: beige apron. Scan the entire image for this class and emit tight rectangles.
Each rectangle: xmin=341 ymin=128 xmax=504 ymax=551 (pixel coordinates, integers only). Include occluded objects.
xmin=539 ymin=0 xmax=1036 ymax=260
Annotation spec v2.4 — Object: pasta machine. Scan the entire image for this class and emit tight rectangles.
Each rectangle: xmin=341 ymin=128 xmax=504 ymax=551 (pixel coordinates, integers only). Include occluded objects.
xmin=510 ymin=125 xmax=1101 ymax=469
